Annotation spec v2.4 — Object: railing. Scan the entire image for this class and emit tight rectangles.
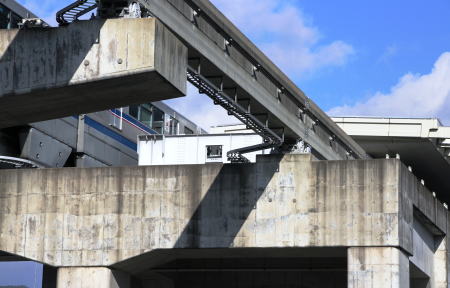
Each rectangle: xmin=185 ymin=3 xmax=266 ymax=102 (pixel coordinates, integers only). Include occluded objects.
xmin=56 ymin=0 xmax=97 ymax=25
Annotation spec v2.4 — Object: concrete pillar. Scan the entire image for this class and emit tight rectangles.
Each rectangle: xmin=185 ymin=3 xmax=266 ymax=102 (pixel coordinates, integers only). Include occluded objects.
xmin=433 ymin=238 xmax=448 ymax=288
xmin=57 ymin=267 xmax=131 ymax=288
xmin=348 ymin=247 xmax=410 ymax=288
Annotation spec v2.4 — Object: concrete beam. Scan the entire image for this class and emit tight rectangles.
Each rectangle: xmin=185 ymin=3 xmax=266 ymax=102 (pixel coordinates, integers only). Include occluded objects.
xmin=0 ymin=155 xmax=446 ymax=269
xmin=0 ymin=18 xmax=187 ymax=128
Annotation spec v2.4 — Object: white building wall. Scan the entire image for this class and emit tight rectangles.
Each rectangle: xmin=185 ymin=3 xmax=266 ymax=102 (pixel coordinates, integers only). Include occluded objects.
xmin=138 ymin=134 xmax=270 ymax=165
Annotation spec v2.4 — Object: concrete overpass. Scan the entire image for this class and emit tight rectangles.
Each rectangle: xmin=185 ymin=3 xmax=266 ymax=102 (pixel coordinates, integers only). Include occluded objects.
xmin=0 ymin=154 xmax=448 ymax=287
xmin=0 ymin=0 xmax=368 ymax=161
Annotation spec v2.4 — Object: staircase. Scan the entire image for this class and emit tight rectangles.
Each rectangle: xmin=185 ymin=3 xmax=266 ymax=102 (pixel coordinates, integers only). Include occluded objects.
xmin=56 ymin=0 xmax=98 ymax=25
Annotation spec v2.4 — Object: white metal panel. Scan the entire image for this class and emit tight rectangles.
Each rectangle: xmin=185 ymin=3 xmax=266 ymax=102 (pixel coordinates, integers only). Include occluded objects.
xmin=138 ymin=134 xmax=267 ymax=165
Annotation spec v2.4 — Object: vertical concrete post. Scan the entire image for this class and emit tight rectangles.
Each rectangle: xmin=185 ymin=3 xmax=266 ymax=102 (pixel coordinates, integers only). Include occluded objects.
xmin=348 ymin=247 xmax=410 ymax=288
xmin=57 ymin=267 xmax=131 ymax=288
xmin=433 ymin=237 xmax=448 ymax=288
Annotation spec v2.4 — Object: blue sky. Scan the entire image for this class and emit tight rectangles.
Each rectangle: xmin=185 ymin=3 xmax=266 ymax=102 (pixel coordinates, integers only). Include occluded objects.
xmin=0 ymin=261 xmax=42 ymax=287
xmin=17 ymin=0 xmax=450 ymax=129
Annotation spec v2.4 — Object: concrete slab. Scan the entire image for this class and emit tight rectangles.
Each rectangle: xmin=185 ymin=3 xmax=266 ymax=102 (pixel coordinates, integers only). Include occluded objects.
xmin=0 ymin=18 xmax=187 ymax=128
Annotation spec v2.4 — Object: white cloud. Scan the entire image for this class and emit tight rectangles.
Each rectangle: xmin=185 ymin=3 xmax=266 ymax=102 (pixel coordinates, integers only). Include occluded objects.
xmin=164 ymin=84 xmax=238 ymax=132
xmin=328 ymin=52 xmax=450 ymax=123
xmin=211 ymin=0 xmax=355 ymax=77
xmin=377 ymin=44 xmax=399 ymax=64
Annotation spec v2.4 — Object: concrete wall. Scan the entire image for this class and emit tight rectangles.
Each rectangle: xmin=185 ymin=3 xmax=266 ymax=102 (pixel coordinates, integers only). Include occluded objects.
xmin=0 ymin=154 xmax=446 ymax=270
xmin=348 ymin=247 xmax=410 ymax=288
xmin=0 ymin=18 xmax=187 ymax=128
xmin=57 ymin=267 xmax=131 ymax=288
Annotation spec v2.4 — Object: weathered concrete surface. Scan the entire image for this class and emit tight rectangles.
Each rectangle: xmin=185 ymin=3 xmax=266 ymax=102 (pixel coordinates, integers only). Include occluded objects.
xmin=348 ymin=247 xmax=410 ymax=288
xmin=57 ymin=267 xmax=131 ymax=288
xmin=0 ymin=18 xmax=187 ymax=128
xmin=0 ymin=154 xmax=448 ymax=287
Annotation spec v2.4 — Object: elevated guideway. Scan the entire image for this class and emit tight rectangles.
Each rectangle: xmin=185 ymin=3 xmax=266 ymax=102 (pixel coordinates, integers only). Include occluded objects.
xmin=0 ymin=0 xmax=367 ymax=160
xmin=117 ymin=0 xmax=368 ymax=160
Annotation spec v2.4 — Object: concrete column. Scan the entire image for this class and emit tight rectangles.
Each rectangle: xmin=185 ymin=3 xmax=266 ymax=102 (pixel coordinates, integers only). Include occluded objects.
xmin=57 ymin=267 xmax=131 ymax=288
xmin=433 ymin=238 xmax=448 ymax=288
xmin=348 ymin=247 xmax=410 ymax=288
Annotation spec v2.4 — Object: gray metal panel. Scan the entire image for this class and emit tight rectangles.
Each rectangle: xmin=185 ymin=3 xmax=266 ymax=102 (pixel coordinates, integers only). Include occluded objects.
xmin=88 ymin=110 xmax=147 ymax=143
xmin=75 ymin=154 xmax=108 ymax=168
xmin=83 ymin=126 xmax=138 ymax=166
xmin=19 ymin=128 xmax=72 ymax=168
xmin=84 ymin=117 xmax=138 ymax=159
xmin=30 ymin=117 xmax=78 ymax=148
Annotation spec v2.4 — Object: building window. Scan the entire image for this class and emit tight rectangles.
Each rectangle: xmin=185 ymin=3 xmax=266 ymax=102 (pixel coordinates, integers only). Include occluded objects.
xmin=206 ymin=145 xmax=223 ymax=159
xmin=184 ymin=127 xmax=194 ymax=135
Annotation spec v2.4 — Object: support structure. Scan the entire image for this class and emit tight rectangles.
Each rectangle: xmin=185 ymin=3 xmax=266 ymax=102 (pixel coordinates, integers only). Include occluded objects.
xmin=0 ymin=18 xmax=187 ymax=128
xmin=57 ymin=267 xmax=131 ymax=288
xmin=348 ymin=247 xmax=410 ymax=288
xmin=0 ymin=155 xmax=448 ymax=287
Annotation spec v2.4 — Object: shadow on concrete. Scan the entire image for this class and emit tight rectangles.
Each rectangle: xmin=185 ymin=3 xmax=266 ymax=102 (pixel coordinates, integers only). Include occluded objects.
xmin=113 ymin=155 xmax=283 ymax=274
xmin=0 ymin=20 xmax=104 ymax=127
xmin=173 ymin=158 xmax=281 ymax=249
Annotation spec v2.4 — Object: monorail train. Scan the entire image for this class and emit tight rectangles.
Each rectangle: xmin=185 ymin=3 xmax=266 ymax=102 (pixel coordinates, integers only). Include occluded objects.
xmin=1 ymin=102 xmax=205 ymax=169
xmin=0 ymin=0 xmax=205 ymax=169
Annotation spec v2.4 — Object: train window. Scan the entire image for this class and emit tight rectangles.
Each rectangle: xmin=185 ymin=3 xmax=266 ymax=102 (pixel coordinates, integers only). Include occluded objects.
xmin=129 ymin=104 xmax=153 ymax=128
xmin=139 ymin=106 xmax=152 ymax=127
xmin=129 ymin=105 xmax=139 ymax=118
xmin=151 ymin=106 xmax=164 ymax=134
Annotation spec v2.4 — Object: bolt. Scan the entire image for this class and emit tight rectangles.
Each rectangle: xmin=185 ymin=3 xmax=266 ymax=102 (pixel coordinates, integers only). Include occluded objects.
xmin=84 ymin=60 xmax=90 ymax=66
xmin=117 ymin=58 xmax=123 ymax=64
